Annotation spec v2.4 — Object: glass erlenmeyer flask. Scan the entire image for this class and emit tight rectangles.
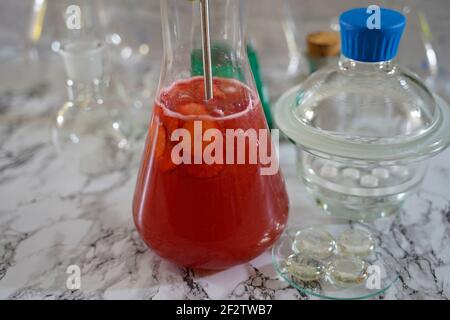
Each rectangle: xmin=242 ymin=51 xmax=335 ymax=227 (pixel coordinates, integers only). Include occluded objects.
xmin=247 ymin=0 xmax=308 ymax=103
xmin=133 ymin=0 xmax=289 ymax=270
xmin=52 ymin=0 xmax=132 ymax=175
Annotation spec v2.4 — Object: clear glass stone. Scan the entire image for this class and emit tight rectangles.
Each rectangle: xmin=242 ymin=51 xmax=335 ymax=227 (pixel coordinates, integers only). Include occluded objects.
xmin=320 ymin=164 xmax=339 ymax=179
xmin=292 ymin=227 xmax=336 ymax=259
xmin=360 ymin=175 xmax=379 ymax=188
xmin=327 ymin=257 xmax=369 ymax=287
xmin=286 ymin=254 xmax=326 ymax=282
xmin=337 ymin=229 xmax=375 ymax=257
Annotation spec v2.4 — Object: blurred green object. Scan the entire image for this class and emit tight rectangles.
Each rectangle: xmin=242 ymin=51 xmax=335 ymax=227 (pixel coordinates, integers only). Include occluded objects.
xmin=247 ymin=42 xmax=273 ymax=129
xmin=191 ymin=42 xmax=273 ymax=128
xmin=191 ymin=42 xmax=243 ymax=79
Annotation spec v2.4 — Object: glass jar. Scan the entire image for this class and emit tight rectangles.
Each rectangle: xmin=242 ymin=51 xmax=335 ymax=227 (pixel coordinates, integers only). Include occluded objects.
xmin=246 ymin=0 xmax=308 ymax=103
xmin=383 ymin=0 xmax=439 ymax=83
xmin=133 ymin=0 xmax=289 ymax=269
xmin=275 ymin=8 xmax=450 ymax=221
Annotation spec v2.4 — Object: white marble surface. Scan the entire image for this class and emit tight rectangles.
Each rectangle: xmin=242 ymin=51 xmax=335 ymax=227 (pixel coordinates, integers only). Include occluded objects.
xmin=0 ymin=67 xmax=449 ymax=300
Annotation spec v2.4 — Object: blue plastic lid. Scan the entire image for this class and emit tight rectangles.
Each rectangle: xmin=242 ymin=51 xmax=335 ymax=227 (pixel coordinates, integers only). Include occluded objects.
xmin=340 ymin=7 xmax=406 ymax=62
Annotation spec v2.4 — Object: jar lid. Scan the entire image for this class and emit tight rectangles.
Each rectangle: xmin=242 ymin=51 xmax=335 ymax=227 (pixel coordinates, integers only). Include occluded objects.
xmin=307 ymin=32 xmax=340 ymax=58
xmin=340 ymin=8 xmax=406 ymax=62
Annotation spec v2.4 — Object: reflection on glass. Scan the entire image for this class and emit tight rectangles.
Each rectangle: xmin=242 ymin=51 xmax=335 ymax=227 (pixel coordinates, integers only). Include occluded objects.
xmin=384 ymin=0 xmax=439 ymax=82
xmin=98 ymin=0 xmax=161 ymax=138
xmin=0 ymin=0 xmax=48 ymax=95
xmin=247 ymin=0 xmax=308 ymax=103
xmin=52 ymin=1 xmax=132 ymax=175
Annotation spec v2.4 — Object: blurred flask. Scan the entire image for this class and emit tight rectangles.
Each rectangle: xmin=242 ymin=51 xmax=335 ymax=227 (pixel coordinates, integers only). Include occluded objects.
xmin=246 ymin=0 xmax=308 ymax=104
xmin=384 ymin=0 xmax=439 ymax=83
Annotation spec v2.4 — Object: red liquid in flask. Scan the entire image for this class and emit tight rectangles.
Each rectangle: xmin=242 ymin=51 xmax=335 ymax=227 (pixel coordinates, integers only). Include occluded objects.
xmin=133 ymin=77 xmax=289 ymax=269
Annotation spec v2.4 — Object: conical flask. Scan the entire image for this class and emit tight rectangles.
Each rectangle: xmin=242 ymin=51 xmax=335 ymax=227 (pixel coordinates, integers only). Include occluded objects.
xmin=0 ymin=0 xmax=48 ymax=96
xmin=384 ymin=0 xmax=439 ymax=82
xmin=98 ymin=0 xmax=162 ymax=138
xmin=133 ymin=0 xmax=289 ymax=270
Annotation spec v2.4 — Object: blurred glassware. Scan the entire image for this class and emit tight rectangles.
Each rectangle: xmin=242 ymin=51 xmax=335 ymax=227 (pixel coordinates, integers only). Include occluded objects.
xmin=246 ymin=0 xmax=309 ymax=104
xmin=0 ymin=0 xmax=49 ymax=96
xmin=383 ymin=0 xmax=439 ymax=83
xmin=51 ymin=0 xmax=132 ymax=175
xmin=98 ymin=0 xmax=161 ymax=139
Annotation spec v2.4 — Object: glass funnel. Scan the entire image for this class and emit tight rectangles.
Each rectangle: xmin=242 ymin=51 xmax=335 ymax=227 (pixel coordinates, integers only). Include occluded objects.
xmin=52 ymin=1 xmax=132 ymax=175
xmin=0 ymin=0 xmax=48 ymax=96
xmin=133 ymin=0 xmax=289 ymax=270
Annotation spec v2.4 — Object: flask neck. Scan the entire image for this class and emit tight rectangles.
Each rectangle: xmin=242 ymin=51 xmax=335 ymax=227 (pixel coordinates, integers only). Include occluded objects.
xmin=65 ymin=78 xmax=109 ymax=107
xmin=60 ymin=40 xmax=109 ymax=105
xmin=159 ymin=0 xmax=253 ymax=91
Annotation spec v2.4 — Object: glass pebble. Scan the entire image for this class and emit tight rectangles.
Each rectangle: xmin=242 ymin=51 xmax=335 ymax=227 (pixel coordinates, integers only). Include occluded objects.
xmin=286 ymin=254 xmax=326 ymax=282
xmin=292 ymin=227 xmax=336 ymax=259
xmin=337 ymin=229 xmax=375 ymax=257
xmin=327 ymin=257 xmax=369 ymax=287
xmin=360 ymin=175 xmax=379 ymax=188
xmin=372 ymin=168 xmax=390 ymax=179
xmin=342 ymin=168 xmax=361 ymax=180
xmin=320 ymin=164 xmax=339 ymax=179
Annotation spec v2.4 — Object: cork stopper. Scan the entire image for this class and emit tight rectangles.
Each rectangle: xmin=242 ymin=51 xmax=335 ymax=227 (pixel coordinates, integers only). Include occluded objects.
xmin=307 ymin=31 xmax=340 ymax=58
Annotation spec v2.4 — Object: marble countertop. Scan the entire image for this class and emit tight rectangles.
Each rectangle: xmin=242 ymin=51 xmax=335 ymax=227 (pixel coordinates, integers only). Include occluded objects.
xmin=0 ymin=68 xmax=449 ymax=300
